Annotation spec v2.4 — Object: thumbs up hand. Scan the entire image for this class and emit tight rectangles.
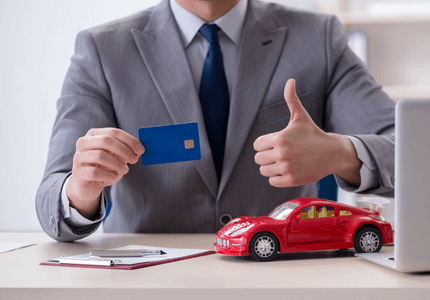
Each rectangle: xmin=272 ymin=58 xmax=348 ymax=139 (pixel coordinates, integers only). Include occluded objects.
xmin=254 ymin=79 xmax=362 ymax=188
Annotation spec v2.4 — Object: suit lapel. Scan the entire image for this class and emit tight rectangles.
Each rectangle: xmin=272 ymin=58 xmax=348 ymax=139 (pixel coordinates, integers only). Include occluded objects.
xmin=218 ymin=1 xmax=288 ymax=197
xmin=131 ymin=0 xmax=218 ymax=197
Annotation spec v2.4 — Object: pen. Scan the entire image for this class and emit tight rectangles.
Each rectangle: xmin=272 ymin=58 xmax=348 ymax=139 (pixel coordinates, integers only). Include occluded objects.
xmin=90 ymin=249 xmax=167 ymax=257
xmin=59 ymin=256 xmax=118 ymax=266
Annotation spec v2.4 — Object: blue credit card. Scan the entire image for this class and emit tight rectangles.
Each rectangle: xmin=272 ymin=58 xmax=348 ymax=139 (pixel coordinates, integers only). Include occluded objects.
xmin=139 ymin=122 xmax=201 ymax=166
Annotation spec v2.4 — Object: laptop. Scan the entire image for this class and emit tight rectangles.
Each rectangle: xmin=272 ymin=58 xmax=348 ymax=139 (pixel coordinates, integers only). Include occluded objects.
xmin=355 ymin=99 xmax=430 ymax=272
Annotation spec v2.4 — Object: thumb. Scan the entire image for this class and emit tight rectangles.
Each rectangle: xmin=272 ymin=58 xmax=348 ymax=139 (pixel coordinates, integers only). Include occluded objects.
xmin=284 ymin=79 xmax=311 ymax=123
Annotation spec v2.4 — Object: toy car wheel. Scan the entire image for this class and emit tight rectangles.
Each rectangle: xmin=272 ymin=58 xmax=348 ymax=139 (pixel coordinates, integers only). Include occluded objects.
xmin=354 ymin=227 xmax=383 ymax=253
xmin=250 ymin=232 xmax=279 ymax=261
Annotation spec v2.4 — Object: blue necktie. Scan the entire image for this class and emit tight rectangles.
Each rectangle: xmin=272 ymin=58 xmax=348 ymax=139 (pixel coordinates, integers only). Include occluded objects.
xmin=199 ymin=24 xmax=230 ymax=181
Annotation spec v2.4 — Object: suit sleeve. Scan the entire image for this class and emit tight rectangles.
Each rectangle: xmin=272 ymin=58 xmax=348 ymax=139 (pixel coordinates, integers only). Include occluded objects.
xmin=323 ymin=15 xmax=396 ymax=195
xmin=35 ymin=30 xmax=114 ymax=241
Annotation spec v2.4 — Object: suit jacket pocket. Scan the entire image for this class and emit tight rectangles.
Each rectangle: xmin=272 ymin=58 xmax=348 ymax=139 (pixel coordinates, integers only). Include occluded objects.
xmin=255 ymin=93 xmax=309 ymax=126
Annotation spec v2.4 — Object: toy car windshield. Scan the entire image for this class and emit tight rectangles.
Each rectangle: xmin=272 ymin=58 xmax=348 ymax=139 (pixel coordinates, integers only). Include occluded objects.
xmin=268 ymin=202 xmax=299 ymax=220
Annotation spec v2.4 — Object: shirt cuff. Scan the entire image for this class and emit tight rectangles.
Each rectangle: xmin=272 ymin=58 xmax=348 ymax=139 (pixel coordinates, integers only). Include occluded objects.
xmin=335 ymin=136 xmax=379 ymax=193
xmin=61 ymin=175 xmax=106 ymax=227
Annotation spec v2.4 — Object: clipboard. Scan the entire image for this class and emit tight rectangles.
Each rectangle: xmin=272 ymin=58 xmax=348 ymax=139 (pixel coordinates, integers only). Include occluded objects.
xmin=40 ymin=245 xmax=215 ymax=270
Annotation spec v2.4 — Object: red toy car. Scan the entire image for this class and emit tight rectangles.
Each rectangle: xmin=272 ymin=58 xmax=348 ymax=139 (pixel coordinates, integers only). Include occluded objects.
xmin=214 ymin=197 xmax=393 ymax=261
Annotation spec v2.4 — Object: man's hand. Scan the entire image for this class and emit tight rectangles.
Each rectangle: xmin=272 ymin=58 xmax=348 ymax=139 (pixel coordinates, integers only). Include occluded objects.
xmin=253 ymin=79 xmax=362 ymax=188
xmin=67 ymin=128 xmax=145 ymax=217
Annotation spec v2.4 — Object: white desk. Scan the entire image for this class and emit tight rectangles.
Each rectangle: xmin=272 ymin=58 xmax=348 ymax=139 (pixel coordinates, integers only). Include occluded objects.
xmin=1 ymin=232 xmax=430 ymax=300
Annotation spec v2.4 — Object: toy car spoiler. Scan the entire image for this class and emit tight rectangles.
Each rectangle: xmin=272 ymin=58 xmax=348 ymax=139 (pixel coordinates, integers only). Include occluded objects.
xmin=357 ymin=197 xmax=390 ymax=215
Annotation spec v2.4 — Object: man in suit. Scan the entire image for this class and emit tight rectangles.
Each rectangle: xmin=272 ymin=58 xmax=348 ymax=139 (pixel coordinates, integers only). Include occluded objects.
xmin=36 ymin=0 xmax=395 ymax=241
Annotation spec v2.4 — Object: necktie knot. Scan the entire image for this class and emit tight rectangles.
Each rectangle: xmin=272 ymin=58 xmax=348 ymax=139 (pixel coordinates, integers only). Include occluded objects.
xmin=199 ymin=24 xmax=220 ymax=45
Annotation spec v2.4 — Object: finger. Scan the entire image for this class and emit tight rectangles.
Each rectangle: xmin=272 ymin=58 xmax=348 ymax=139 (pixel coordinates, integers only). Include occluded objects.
xmin=86 ymin=128 xmax=145 ymax=156
xmin=74 ymin=150 xmax=129 ymax=176
xmin=253 ymin=133 xmax=276 ymax=152
xmin=259 ymin=164 xmax=281 ymax=177
xmin=269 ymin=174 xmax=300 ymax=188
xmin=77 ymin=135 xmax=134 ymax=164
xmin=254 ymin=150 xmax=277 ymax=166
xmin=259 ymin=161 xmax=292 ymax=177
xmin=75 ymin=165 xmax=122 ymax=183
xmin=78 ymin=133 xmax=141 ymax=164
xmin=284 ymin=79 xmax=310 ymax=123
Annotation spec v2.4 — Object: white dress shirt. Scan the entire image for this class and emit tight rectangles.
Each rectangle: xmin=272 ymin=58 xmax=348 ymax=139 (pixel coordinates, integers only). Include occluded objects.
xmin=170 ymin=0 xmax=247 ymax=96
xmin=61 ymin=0 xmax=377 ymax=228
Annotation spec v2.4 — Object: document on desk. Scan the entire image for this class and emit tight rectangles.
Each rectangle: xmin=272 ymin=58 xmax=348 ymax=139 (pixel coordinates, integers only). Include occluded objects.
xmin=0 ymin=242 xmax=36 ymax=254
xmin=40 ymin=245 xmax=215 ymax=270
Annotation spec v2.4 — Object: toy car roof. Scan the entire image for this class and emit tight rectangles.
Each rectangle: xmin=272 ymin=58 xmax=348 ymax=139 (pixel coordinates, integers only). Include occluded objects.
xmin=288 ymin=197 xmax=378 ymax=214
xmin=289 ymin=197 xmax=337 ymax=207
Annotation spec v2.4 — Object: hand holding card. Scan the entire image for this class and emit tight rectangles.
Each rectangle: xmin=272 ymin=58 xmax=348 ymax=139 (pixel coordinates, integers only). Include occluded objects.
xmin=67 ymin=128 xmax=145 ymax=217
xmin=138 ymin=123 xmax=201 ymax=166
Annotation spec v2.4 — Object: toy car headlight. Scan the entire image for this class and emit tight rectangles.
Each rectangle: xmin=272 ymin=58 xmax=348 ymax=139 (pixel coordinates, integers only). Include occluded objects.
xmin=230 ymin=225 xmax=251 ymax=237
xmin=226 ymin=218 xmax=240 ymax=225
xmin=369 ymin=214 xmax=385 ymax=222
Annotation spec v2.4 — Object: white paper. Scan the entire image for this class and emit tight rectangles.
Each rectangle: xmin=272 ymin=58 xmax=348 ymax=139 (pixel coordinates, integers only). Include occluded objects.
xmin=56 ymin=245 xmax=211 ymax=265
xmin=0 ymin=242 xmax=36 ymax=254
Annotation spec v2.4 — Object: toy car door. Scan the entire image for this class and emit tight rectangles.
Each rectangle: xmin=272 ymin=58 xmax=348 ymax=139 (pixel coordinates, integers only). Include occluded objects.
xmin=287 ymin=205 xmax=337 ymax=244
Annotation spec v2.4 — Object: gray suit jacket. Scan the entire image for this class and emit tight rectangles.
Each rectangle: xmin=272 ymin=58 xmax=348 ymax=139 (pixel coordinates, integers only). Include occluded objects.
xmin=36 ymin=0 xmax=395 ymax=241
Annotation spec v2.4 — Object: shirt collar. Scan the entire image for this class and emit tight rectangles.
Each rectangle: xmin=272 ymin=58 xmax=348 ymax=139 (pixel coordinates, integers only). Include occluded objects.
xmin=170 ymin=0 xmax=247 ymax=48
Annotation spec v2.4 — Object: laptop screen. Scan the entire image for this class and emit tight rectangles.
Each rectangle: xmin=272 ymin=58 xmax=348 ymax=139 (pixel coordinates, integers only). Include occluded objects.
xmin=394 ymin=99 xmax=430 ymax=272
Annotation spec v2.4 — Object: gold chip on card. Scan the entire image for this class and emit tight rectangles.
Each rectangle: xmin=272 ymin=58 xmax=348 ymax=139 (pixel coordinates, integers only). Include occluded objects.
xmin=184 ymin=139 xmax=195 ymax=149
